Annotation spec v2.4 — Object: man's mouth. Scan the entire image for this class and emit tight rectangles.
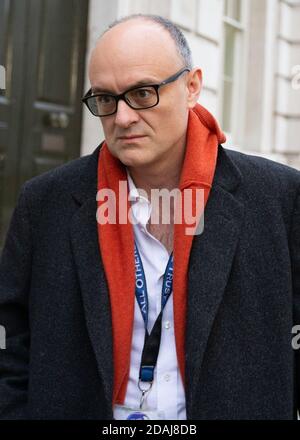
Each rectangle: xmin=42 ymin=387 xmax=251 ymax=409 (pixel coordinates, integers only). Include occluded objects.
xmin=118 ymin=135 xmax=147 ymax=140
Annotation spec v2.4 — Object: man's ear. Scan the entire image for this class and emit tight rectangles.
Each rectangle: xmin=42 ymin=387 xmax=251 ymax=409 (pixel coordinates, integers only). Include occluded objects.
xmin=187 ymin=68 xmax=202 ymax=109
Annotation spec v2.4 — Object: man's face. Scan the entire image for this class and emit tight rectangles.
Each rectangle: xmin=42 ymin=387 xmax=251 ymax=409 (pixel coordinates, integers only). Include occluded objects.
xmin=89 ymin=20 xmax=198 ymax=170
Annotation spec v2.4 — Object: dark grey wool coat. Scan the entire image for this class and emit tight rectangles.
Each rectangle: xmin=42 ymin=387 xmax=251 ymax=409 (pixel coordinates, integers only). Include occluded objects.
xmin=0 ymin=143 xmax=299 ymax=420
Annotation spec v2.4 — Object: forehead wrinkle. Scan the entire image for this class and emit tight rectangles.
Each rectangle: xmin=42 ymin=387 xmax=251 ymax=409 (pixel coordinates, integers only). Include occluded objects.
xmin=90 ymin=62 xmax=177 ymax=95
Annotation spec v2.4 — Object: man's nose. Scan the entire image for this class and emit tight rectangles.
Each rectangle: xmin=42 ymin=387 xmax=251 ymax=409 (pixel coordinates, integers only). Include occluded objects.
xmin=114 ymin=99 xmax=139 ymax=127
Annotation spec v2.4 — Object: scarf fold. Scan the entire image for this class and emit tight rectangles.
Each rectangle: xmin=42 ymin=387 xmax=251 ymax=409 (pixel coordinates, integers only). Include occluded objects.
xmin=97 ymin=103 xmax=226 ymax=406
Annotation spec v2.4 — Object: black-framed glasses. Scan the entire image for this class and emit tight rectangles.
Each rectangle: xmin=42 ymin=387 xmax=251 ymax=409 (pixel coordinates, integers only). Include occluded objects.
xmin=82 ymin=67 xmax=190 ymax=117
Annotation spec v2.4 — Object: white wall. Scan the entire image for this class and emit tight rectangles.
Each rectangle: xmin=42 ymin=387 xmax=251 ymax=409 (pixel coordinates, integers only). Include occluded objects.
xmin=80 ymin=0 xmax=119 ymax=156
xmin=274 ymin=0 xmax=300 ymax=168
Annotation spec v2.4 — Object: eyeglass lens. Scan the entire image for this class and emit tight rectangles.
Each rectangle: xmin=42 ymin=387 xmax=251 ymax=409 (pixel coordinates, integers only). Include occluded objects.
xmin=89 ymin=86 xmax=158 ymax=116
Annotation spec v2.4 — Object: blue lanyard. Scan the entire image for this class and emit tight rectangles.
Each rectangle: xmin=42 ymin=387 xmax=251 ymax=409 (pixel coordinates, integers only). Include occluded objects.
xmin=134 ymin=242 xmax=174 ymax=383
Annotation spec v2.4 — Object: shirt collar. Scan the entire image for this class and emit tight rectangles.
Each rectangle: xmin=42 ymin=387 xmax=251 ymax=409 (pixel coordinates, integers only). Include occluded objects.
xmin=126 ymin=169 xmax=152 ymax=226
xmin=126 ymin=169 xmax=149 ymax=204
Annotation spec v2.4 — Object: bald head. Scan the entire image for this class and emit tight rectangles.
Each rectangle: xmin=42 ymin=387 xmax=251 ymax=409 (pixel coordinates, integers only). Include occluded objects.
xmin=100 ymin=14 xmax=192 ymax=69
xmin=89 ymin=18 xmax=188 ymax=92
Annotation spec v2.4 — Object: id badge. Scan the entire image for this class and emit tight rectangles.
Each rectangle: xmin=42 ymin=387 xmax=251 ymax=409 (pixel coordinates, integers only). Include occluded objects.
xmin=113 ymin=404 xmax=166 ymax=420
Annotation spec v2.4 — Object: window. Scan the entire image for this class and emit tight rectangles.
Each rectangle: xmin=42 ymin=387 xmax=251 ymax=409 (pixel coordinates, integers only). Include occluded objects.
xmin=225 ymin=0 xmax=242 ymax=22
xmin=221 ymin=0 xmax=245 ymax=137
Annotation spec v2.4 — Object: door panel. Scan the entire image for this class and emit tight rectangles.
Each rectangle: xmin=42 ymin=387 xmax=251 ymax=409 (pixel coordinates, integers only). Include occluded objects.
xmin=0 ymin=0 xmax=89 ymax=246
xmin=0 ymin=0 xmax=27 ymax=244
xmin=37 ymin=0 xmax=80 ymax=106
xmin=19 ymin=0 xmax=89 ymax=186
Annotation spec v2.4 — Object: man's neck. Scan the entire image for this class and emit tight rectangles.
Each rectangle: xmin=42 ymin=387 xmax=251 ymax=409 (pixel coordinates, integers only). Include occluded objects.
xmin=128 ymin=168 xmax=180 ymax=198
xmin=127 ymin=143 xmax=187 ymax=199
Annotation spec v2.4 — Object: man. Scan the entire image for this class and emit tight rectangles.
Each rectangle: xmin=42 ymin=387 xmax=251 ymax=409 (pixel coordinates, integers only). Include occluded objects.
xmin=0 ymin=14 xmax=299 ymax=420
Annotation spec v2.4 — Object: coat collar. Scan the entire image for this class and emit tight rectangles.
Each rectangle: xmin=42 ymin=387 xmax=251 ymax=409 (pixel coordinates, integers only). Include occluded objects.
xmin=69 ymin=142 xmax=244 ymax=418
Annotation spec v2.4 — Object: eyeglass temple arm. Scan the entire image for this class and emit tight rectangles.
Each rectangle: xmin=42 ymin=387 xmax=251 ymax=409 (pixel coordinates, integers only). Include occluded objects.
xmin=159 ymin=68 xmax=190 ymax=87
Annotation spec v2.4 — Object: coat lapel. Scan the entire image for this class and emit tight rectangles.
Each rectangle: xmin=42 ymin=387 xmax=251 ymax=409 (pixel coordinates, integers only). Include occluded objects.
xmin=185 ymin=146 xmax=245 ymax=417
xmin=69 ymin=145 xmax=114 ymax=411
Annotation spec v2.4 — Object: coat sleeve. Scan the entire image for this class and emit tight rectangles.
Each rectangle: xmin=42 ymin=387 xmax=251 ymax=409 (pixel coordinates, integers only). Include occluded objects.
xmin=0 ymin=184 xmax=32 ymax=419
xmin=291 ymin=184 xmax=300 ymax=416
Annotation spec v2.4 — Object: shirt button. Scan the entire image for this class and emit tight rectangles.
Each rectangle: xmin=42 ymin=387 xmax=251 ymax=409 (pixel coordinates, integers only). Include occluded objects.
xmin=164 ymin=374 xmax=170 ymax=382
xmin=164 ymin=321 xmax=171 ymax=329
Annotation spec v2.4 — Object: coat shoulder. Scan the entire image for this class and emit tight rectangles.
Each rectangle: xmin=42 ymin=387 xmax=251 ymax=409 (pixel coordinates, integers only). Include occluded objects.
xmin=223 ymin=147 xmax=300 ymax=193
xmin=20 ymin=145 xmax=101 ymax=204
xmin=23 ymin=153 xmax=91 ymax=193
xmin=220 ymin=147 xmax=300 ymax=230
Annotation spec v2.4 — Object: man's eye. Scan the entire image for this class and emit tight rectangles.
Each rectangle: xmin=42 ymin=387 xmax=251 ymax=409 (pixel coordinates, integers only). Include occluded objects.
xmin=97 ymin=95 xmax=114 ymax=104
xmin=136 ymin=89 xmax=152 ymax=98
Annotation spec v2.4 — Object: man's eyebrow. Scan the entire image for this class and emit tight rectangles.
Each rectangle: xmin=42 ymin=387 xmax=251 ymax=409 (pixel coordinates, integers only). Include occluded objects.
xmin=91 ymin=78 xmax=159 ymax=94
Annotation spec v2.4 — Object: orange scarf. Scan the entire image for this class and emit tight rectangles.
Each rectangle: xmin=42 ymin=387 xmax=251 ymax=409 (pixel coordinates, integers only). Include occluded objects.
xmin=97 ymin=103 xmax=226 ymax=406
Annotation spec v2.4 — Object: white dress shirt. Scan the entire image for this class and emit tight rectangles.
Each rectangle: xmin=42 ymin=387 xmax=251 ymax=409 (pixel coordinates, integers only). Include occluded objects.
xmin=113 ymin=171 xmax=187 ymax=420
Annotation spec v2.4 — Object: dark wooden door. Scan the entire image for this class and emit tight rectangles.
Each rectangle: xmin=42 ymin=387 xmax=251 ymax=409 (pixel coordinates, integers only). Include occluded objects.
xmin=0 ymin=0 xmax=89 ymax=246
xmin=0 ymin=0 xmax=28 ymax=247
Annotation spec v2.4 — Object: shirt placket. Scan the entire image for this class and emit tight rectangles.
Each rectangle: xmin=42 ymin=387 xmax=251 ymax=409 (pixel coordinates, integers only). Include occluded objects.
xmin=127 ymin=172 xmax=180 ymax=419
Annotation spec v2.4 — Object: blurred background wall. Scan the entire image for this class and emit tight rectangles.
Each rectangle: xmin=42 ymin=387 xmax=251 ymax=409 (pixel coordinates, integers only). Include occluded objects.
xmin=0 ymin=0 xmax=300 ymax=245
